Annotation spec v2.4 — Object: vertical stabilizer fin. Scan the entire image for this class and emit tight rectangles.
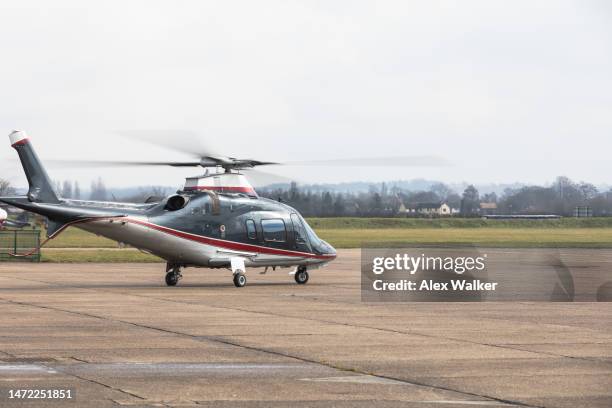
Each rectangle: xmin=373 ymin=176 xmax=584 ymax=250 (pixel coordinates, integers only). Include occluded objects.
xmin=9 ymin=130 xmax=60 ymax=203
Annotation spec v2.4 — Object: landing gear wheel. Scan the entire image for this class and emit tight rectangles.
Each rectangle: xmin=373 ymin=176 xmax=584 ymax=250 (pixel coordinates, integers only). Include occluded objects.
xmin=295 ymin=268 xmax=309 ymax=284
xmin=233 ymin=272 xmax=247 ymax=288
xmin=165 ymin=272 xmax=179 ymax=286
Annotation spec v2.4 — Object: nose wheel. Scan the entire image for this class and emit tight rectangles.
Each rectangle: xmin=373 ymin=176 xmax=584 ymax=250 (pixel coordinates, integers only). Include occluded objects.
xmin=294 ymin=267 xmax=309 ymax=284
xmin=165 ymin=272 xmax=180 ymax=286
xmin=165 ymin=264 xmax=182 ymax=286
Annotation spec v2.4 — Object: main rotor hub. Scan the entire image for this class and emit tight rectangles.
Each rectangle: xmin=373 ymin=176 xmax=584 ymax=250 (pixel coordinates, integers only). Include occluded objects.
xmin=183 ymin=172 xmax=257 ymax=197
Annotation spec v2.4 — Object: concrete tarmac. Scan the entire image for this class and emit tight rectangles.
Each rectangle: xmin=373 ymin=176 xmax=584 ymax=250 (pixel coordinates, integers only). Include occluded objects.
xmin=0 ymin=249 xmax=610 ymax=407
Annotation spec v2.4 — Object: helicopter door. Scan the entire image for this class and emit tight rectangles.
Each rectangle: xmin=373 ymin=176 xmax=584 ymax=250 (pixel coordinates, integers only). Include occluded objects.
xmin=290 ymin=213 xmax=312 ymax=253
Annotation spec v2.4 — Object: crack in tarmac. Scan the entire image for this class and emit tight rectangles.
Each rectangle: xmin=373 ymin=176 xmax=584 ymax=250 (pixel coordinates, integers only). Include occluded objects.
xmin=4 ymin=271 xmax=607 ymax=405
xmin=0 ymin=296 xmax=536 ymax=408
xmin=5 ymin=268 xmax=610 ymax=406
xmin=103 ymin=287 xmax=611 ymax=366
xmin=0 ymin=280 xmax=543 ymax=408
xmin=0 ymin=343 xmax=147 ymax=403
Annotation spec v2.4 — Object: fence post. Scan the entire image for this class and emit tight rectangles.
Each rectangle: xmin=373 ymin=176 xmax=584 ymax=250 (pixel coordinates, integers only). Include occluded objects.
xmin=36 ymin=231 xmax=41 ymax=262
xmin=14 ymin=230 xmax=17 ymax=255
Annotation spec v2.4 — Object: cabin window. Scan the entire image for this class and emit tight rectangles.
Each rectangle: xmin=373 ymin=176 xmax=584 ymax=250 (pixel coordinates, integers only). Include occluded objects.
xmin=246 ymin=219 xmax=257 ymax=240
xmin=261 ymin=219 xmax=286 ymax=242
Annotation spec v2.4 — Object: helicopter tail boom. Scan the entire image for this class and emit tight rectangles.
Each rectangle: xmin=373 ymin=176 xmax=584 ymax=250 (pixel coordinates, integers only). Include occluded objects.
xmin=9 ymin=130 xmax=60 ymax=204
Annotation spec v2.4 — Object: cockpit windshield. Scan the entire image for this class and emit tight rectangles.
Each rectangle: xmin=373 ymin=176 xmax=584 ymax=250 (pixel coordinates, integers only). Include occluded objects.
xmin=298 ymin=215 xmax=321 ymax=246
xmin=291 ymin=212 xmax=335 ymax=256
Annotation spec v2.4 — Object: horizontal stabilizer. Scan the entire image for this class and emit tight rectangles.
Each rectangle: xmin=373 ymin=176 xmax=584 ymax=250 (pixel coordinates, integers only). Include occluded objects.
xmin=3 ymin=220 xmax=30 ymax=229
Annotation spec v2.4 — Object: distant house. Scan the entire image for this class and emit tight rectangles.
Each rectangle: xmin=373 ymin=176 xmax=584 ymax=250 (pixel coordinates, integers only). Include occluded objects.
xmin=574 ymin=206 xmax=592 ymax=218
xmin=479 ymin=202 xmax=497 ymax=215
xmin=404 ymin=202 xmax=453 ymax=217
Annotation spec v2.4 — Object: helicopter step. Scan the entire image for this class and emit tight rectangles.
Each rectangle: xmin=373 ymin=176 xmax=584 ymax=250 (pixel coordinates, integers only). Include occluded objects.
xmin=165 ymin=263 xmax=182 ymax=286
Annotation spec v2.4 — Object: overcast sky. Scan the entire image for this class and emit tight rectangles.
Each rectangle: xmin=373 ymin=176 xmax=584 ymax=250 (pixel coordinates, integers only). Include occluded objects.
xmin=1 ymin=1 xmax=611 ymax=190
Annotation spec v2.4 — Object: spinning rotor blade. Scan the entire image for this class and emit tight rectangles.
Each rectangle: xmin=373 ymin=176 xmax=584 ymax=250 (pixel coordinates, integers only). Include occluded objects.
xmin=241 ymin=168 xmax=299 ymax=187
xmin=48 ymin=155 xmax=449 ymax=169
xmin=48 ymin=130 xmax=450 ymax=170
xmin=46 ymin=160 xmax=203 ymax=168
xmin=282 ymin=156 xmax=451 ymax=167
xmin=47 ymin=158 xmax=280 ymax=169
xmin=114 ymin=131 xmax=450 ymax=168
xmin=112 ymin=131 xmax=279 ymax=169
xmin=115 ymin=129 xmax=221 ymax=159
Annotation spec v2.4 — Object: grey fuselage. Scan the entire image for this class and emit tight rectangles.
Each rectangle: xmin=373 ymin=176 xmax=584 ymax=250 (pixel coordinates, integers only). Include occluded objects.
xmin=62 ymin=192 xmax=337 ymax=269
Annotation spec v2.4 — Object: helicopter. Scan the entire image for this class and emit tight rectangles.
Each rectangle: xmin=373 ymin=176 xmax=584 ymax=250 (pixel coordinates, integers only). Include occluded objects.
xmin=0 ymin=130 xmax=447 ymax=287
xmin=0 ymin=207 xmax=30 ymax=229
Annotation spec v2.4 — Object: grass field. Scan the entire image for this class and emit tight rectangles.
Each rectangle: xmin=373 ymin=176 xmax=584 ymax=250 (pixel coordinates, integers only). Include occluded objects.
xmin=6 ymin=217 xmax=612 ymax=262
xmin=316 ymin=228 xmax=612 ymax=248
xmin=307 ymin=217 xmax=612 ymax=229
xmin=41 ymin=249 xmax=160 ymax=263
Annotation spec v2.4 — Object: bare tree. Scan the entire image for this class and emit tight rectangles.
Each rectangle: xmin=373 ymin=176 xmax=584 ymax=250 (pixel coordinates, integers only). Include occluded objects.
xmin=578 ymin=182 xmax=598 ymax=201
xmin=481 ymin=192 xmax=498 ymax=203
xmin=61 ymin=180 xmax=73 ymax=198
xmin=0 ymin=178 xmax=15 ymax=195
xmin=460 ymin=185 xmax=480 ymax=215
xmin=89 ymin=178 xmax=108 ymax=201
xmin=73 ymin=181 xmax=81 ymax=199
xmin=430 ymin=182 xmax=453 ymax=201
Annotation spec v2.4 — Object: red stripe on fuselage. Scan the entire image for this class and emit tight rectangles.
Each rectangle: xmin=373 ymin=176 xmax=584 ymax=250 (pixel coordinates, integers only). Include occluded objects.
xmin=123 ymin=218 xmax=334 ymax=260
xmin=74 ymin=216 xmax=334 ymax=260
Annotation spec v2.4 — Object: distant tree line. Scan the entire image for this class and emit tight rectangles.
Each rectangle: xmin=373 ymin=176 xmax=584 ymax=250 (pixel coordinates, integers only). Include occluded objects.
xmin=52 ymin=177 xmax=170 ymax=203
xmin=496 ymin=176 xmax=605 ymax=216
xmin=259 ymin=177 xmax=612 ymax=217
xmin=258 ymin=181 xmax=462 ymax=217
xmin=53 ymin=180 xmax=82 ymax=199
xmin=5 ymin=175 xmax=612 ymax=217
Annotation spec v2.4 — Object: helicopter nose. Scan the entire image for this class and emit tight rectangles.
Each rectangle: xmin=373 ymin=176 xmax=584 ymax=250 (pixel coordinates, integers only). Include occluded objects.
xmin=321 ymin=240 xmax=337 ymax=259
xmin=329 ymin=247 xmax=337 ymax=259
